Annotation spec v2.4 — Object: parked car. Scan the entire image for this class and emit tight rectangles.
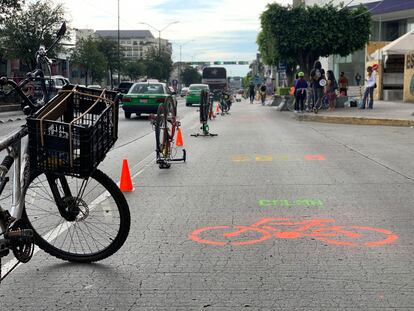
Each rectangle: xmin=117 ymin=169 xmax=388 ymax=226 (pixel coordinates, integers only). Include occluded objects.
xmin=180 ymin=87 xmax=189 ymax=97
xmin=114 ymin=81 xmax=134 ymax=94
xmin=185 ymin=84 xmax=209 ymax=106
xmin=87 ymin=84 xmax=102 ymax=89
xmin=121 ymin=82 xmax=176 ymax=119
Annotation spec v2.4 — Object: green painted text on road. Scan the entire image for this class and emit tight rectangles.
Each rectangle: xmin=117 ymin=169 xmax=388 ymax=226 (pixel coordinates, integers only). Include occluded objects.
xmin=259 ymin=199 xmax=324 ymax=207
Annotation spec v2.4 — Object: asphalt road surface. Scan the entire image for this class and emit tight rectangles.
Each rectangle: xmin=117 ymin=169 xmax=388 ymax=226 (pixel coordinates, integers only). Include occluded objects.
xmin=0 ymin=98 xmax=413 ymax=310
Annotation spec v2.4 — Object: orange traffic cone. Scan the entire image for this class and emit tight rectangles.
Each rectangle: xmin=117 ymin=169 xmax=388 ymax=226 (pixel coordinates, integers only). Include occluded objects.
xmin=119 ymin=159 xmax=134 ymax=192
xmin=176 ymin=128 xmax=183 ymax=146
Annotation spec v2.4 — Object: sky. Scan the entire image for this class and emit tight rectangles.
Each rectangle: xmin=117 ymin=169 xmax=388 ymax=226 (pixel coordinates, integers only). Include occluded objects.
xmin=51 ymin=0 xmax=292 ymax=76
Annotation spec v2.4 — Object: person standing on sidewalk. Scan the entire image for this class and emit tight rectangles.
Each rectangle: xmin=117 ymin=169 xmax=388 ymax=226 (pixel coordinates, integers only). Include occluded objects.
xmin=294 ymin=72 xmax=307 ymax=113
xmin=360 ymin=66 xmax=375 ymax=109
xmin=310 ymin=60 xmax=325 ymax=113
xmin=338 ymin=72 xmax=348 ymax=96
xmin=326 ymin=70 xmax=337 ymax=112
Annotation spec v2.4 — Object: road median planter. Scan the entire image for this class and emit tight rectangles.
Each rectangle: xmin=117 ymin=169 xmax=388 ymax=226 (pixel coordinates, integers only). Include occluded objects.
xmin=295 ymin=113 xmax=414 ymax=127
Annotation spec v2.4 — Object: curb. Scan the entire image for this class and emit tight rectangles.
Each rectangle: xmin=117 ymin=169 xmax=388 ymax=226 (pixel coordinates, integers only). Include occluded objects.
xmin=0 ymin=116 xmax=24 ymax=124
xmin=295 ymin=114 xmax=414 ymax=127
xmin=0 ymin=104 xmax=20 ymax=113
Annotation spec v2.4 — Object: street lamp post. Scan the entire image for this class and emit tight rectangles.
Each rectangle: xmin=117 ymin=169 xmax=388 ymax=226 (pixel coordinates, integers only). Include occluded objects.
xmin=178 ymin=40 xmax=194 ymax=90
xmin=138 ymin=21 xmax=179 ymax=56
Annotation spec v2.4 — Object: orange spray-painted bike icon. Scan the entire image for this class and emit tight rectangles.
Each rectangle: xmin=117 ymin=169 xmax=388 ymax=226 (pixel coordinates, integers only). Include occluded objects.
xmin=189 ymin=218 xmax=398 ymax=247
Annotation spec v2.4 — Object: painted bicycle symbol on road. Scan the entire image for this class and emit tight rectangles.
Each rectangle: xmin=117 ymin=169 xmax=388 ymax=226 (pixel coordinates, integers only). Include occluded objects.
xmin=189 ymin=218 xmax=398 ymax=247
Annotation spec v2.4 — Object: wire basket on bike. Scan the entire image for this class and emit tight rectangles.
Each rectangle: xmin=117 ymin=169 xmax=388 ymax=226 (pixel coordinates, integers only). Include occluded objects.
xmin=27 ymin=85 xmax=119 ymax=177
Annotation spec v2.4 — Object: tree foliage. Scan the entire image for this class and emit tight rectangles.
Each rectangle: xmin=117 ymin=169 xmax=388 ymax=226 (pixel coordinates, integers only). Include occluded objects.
xmin=71 ymin=36 xmax=106 ymax=85
xmin=124 ymin=60 xmax=146 ymax=81
xmin=0 ymin=0 xmax=24 ymax=25
xmin=258 ymin=3 xmax=372 ymax=82
xmin=1 ymin=0 xmax=66 ymax=70
xmin=144 ymin=48 xmax=173 ymax=81
xmin=96 ymin=36 xmax=124 ymax=87
xmin=180 ymin=66 xmax=201 ymax=86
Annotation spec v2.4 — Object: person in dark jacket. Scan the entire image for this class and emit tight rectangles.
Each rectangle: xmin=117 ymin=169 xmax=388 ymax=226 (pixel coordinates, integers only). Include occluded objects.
xmin=294 ymin=72 xmax=308 ymax=113
xmin=309 ymin=60 xmax=325 ymax=113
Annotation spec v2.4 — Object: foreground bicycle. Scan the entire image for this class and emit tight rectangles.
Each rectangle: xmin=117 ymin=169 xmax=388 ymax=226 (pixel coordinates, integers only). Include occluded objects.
xmin=0 ymin=23 xmax=130 ymax=282
xmin=153 ymin=98 xmax=186 ymax=169
xmin=190 ymin=217 xmax=398 ymax=247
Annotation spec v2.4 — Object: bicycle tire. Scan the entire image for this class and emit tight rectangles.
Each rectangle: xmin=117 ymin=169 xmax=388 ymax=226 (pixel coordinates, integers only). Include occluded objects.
xmin=22 ymin=169 xmax=130 ymax=263
xmin=155 ymin=102 xmax=169 ymax=161
xmin=313 ymin=225 xmax=398 ymax=247
xmin=189 ymin=225 xmax=271 ymax=246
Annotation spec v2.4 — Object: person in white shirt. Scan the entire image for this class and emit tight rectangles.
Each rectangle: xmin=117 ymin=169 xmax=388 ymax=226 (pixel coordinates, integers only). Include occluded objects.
xmin=360 ymin=66 xmax=376 ymax=109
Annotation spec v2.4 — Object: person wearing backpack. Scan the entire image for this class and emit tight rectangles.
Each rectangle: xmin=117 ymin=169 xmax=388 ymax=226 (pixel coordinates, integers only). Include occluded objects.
xmin=310 ymin=60 xmax=325 ymax=113
xmin=326 ymin=70 xmax=337 ymax=112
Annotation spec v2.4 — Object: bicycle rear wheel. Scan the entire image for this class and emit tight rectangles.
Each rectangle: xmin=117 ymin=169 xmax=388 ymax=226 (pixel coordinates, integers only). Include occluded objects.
xmin=23 ymin=169 xmax=130 ymax=263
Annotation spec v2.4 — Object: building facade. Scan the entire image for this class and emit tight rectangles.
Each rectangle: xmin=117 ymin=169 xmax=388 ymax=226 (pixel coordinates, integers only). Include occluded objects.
xmin=94 ymin=30 xmax=172 ymax=61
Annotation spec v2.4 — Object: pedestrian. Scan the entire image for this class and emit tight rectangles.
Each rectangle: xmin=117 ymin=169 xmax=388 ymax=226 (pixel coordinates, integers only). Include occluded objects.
xmin=310 ymin=60 xmax=325 ymax=113
xmin=355 ymin=72 xmax=361 ymax=86
xmin=248 ymin=81 xmax=255 ymax=104
xmin=360 ymin=66 xmax=375 ymax=109
xmin=325 ymin=70 xmax=337 ymax=112
xmin=338 ymin=72 xmax=348 ymax=96
xmin=294 ymin=71 xmax=307 ymax=113
xmin=259 ymin=83 xmax=267 ymax=105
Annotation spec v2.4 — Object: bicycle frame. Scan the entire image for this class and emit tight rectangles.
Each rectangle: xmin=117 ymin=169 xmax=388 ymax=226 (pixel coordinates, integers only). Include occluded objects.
xmin=0 ymin=127 xmax=30 ymax=230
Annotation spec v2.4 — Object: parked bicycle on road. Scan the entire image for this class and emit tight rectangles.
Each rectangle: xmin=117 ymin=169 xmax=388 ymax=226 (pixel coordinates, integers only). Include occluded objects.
xmin=0 ymin=22 xmax=130 ymax=282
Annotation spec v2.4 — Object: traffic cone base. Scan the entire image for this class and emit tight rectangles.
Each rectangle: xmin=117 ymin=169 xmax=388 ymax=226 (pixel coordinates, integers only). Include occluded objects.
xmin=176 ymin=128 xmax=184 ymax=146
xmin=119 ymin=159 xmax=134 ymax=192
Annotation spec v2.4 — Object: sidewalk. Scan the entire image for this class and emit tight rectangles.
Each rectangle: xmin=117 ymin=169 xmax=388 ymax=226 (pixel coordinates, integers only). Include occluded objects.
xmin=294 ymin=101 xmax=414 ymax=127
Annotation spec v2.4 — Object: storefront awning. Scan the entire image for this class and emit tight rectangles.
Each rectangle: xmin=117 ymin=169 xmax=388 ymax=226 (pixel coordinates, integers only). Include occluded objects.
xmin=370 ymin=30 xmax=414 ymax=60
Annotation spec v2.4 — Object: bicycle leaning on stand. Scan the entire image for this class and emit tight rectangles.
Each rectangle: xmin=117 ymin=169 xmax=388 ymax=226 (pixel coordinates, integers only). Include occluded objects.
xmin=0 ymin=22 xmax=131 ymax=282
xmin=152 ymin=97 xmax=186 ymax=169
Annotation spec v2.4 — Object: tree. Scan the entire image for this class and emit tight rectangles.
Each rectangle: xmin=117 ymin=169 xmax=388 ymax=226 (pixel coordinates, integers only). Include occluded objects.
xmin=1 ymin=0 xmax=67 ymax=70
xmin=0 ymin=0 xmax=24 ymax=25
xmin=258 ymin=3 xmax=371 ymax=84
xmin=144 ymin=48 xmax=173 ymax=81
xmin=96 ymin=36 xmax=123 ymax=88
xmin=180 ymin=66 xmax=201 ymax=86
xmin=71 ymin=36 xmax=106 ymax=86
xmin=124 ymin=60 xmax=146 ymax=81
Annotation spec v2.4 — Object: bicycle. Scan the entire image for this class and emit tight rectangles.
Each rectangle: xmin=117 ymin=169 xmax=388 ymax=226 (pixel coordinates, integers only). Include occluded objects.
xmin=219 ymin=91 xmax=232 ymax=115
xmin=191 ymin=89 xmax=217 ymax=137
xmin=153 ymin=97 xmax=186 ymax=169
xmin=189 ymin=217 xmax=398 ymax=247
xmin=0 ymin=23 xmax=130 ymax=282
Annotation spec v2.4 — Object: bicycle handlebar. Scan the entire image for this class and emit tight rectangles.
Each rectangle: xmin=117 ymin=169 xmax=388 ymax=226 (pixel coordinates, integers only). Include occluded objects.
xmin=0 ymin=21 xmax=66 ymax=116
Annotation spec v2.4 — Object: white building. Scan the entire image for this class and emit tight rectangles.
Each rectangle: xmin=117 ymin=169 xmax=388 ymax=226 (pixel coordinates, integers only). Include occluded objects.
xmin=94 ymin=30 xmax=172 ymax=61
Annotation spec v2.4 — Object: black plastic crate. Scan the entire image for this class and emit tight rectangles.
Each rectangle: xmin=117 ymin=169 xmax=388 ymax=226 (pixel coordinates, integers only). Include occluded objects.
xmin=28 ymin=85 xmax=119 ymax=177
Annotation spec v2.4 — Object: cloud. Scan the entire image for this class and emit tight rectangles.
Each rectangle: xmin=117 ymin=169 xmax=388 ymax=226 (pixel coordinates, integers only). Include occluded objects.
xmin=152 ymin=0 xmax=222 ymax=13
xmin=60 ymin=0 xmax=291 ymax=63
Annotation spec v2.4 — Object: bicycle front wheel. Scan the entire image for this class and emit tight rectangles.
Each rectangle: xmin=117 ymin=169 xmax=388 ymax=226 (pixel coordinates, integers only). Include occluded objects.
xmin=23 ymin=169 xmax=130 ymax=263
